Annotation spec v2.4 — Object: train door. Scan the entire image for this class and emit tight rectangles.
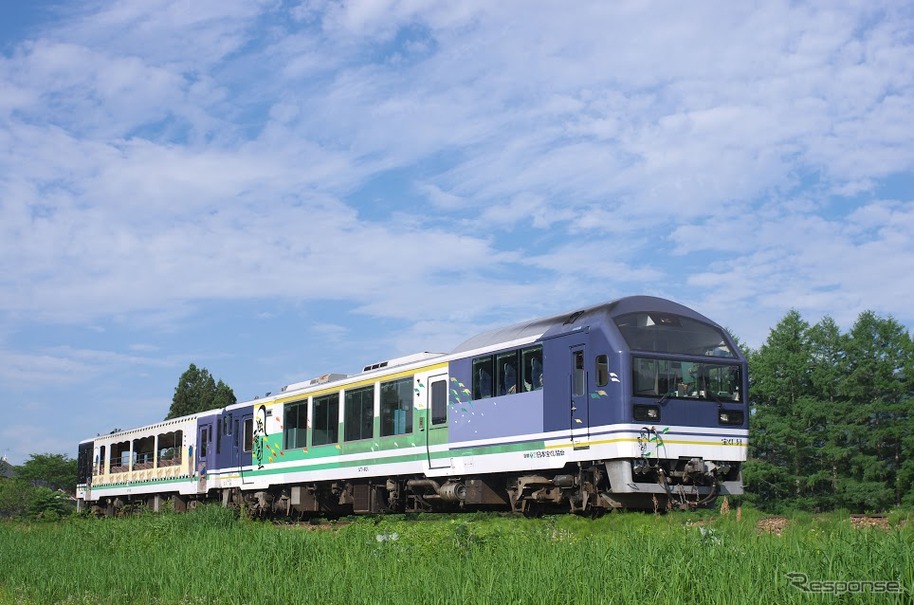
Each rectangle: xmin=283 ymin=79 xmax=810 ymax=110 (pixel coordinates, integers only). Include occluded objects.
xmin=570 ymin=344 xmax=590 ymax=446
xmin=239 ymin=411 xmax=254 ymax=484
xmin=196 ymin=421 xmax=213 ymax=493
xmin=216 ymin=412 xmax=237 ymax=471
xmin=425 ymin=373 xmax=450 ymax=469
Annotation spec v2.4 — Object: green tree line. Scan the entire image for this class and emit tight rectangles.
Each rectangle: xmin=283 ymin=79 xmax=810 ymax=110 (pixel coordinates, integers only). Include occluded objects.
xmin=744 ymin=309 xmax=914 ymax=513
xmin=0 ymin=453 xmax=75 ymax=519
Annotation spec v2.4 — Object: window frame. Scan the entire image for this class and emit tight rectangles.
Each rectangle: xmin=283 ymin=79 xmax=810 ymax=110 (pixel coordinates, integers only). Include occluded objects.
xmin=344 ymin=386 xmax=375 ymax=443
xmin=473 ymin=344 xmax=544 ymax=398
xmin=380 ymin=377 xmax=413 ymax=437
xmin=312 ymin=393 xmax=340 ymax=446
xmin=596 ymin=354 xmax=609 ymax=387
xmin=521 ymin=345 xmax=543 ymax=392
xmin=243 ymin=418 xmax=253 ymax=453
xmin=431 ymin=379 xmax=448 ymax=426
xmin=284 ymin=399 xmax=309 ymax=450
xmin=472 ymin=356 xmax=495 ymax=399
xmin=573 ymin=350 xmax=585 ymax=397
xmin=496 ymin=351 xmax=519 ymax=395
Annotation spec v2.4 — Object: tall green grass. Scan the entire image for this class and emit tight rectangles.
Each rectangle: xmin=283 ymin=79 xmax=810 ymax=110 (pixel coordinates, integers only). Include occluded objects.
xmin=1 ymin=507 xmax=911 ymax=604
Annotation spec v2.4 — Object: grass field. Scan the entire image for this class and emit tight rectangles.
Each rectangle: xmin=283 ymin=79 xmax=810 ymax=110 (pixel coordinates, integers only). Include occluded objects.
xmin=1 ymin=505 xmax=912 ymax=605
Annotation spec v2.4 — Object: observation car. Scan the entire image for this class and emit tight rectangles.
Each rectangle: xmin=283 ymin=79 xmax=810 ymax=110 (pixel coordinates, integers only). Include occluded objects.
xmin=76 ymin=296 xmax=747 ymax=515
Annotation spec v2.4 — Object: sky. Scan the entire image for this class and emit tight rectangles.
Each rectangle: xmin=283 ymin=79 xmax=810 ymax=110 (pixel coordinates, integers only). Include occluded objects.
xmin=1 ymin=1 xmax=913 ymax=465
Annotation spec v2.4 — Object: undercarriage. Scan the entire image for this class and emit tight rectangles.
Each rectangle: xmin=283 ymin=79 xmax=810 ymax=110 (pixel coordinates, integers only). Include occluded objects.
xmin=86 ymin=456 xmax=741 ymax=518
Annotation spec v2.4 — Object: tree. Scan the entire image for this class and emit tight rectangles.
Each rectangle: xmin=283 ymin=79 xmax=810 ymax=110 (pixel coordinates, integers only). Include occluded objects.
xmin=744 ymin=310 xmax=821 ymax=511
xmin=0 ymin=480 xmax=32 ymax=518
xmin=836 ymin=312 xmax=913 ymax=510
xmin=15 ymin=453 xmax=78 ymax=492
xmin=165 ymin=363 xmax=237 ymax=419
xmin=745 ymin=308 xmax=914 ymax=513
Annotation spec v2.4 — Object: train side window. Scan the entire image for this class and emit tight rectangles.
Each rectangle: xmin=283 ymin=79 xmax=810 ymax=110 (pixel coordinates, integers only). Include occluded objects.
xmin=472 ymin=356 xmax=494 ymax=399
xmin=381 ymin=377 xmax=413 ymax=436
xmin=313 ymin=393 xmax=340 ymax=446
xmin=596 ymin=354 xmax=609 ymax=387
xmin=344 ymin=386 xmax=375 ymax=442
xmin=522 ymin=345 xmax=543 ymax=391
xmin=496 ymin=351 xmax=519 ymax=395
xmin=243 ymin=418 xmax=253 ymax=453
xmin=157 ymin=430 xmax=182 ymax=467
xmin=431 ymin=379 xmax=447 ymax=425
xmin=133 ymin=436 xmax=154 ymax=469
xmin=110 ymin=441 xmax=130 ymax=473
xmin=284 ymin=399 xmax=308 ymax=449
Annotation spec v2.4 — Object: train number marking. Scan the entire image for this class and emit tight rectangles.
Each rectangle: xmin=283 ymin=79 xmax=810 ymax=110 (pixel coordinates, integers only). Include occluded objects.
xmin=523 ymin=449 xmax=566 ymax=459
xmin=721 ymin=438 xmax=743 ymax=446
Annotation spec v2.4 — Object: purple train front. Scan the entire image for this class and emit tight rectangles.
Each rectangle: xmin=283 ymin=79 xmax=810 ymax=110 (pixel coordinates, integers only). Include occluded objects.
xmin=77 ymin=296 xmax=747 ymax=515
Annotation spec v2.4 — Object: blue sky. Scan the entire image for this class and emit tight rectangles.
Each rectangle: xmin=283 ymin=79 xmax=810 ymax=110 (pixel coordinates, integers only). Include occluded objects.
xmin=1 ymin=1 xmax=913 ymax=465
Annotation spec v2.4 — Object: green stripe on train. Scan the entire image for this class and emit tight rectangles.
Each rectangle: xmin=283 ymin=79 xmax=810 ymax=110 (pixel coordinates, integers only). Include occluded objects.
xmin=88 ymin=439 xmax=547 ymax=492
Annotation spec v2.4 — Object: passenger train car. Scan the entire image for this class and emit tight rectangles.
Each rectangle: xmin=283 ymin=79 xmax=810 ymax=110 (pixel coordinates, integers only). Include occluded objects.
xmin=76 ymin=296 xmax=748 ymax=515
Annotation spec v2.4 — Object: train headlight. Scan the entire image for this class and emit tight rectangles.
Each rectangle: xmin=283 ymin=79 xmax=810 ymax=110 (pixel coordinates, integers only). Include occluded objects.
xmin=634 ymin=405 xmax=660 ymax=422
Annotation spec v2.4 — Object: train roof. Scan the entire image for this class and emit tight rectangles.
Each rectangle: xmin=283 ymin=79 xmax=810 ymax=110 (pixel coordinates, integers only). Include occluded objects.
xmin=450 ymin=296 xmax=720 ymax=354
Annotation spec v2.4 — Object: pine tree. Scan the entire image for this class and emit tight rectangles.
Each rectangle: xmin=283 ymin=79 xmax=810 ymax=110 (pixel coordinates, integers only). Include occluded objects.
xmin=746 ymin=309 xmax=914 ymax=513
xmin=165 ymin=363 xmax=237 ymax=420
xmin=804 ymin=317 xmax=846 ymax=510
xmin=744 ymin=310 xmax=816 ymax=512
xmin=836 ymin=312 xmax=912 ymax=510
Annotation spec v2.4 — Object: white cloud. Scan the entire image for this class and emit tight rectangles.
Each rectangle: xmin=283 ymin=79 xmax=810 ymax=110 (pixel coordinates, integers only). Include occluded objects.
xmin=2 ymin=0 xmax=914 ymax=462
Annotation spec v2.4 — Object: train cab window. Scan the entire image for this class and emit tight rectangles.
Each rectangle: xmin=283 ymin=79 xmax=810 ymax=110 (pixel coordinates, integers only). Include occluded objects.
xmin=284 ymin=400 xmax=308 ymax=450
xmin=496 ymin=351 xmax=518 ymax=395
xmin=344 ymin=386 xmax=375 ymax=442
xmin=381 ymin=377 xmax=413 ymax=436
xmin=243 ymin=418 xmax=253 ymax=453
xmin=431 ymin=379 xmax=447 ymax=425
xmin=472 ymin=356 xmax=495 ymax=399
xmin=522 ymin=346 xmax=543 ymax=391
xmin=614 ymin=312 xmax=736 ymax=357
xmin=313 ymin=393 xmax=340 ymax=446
xmin=596 ymin=354 xmax=609 ymax=387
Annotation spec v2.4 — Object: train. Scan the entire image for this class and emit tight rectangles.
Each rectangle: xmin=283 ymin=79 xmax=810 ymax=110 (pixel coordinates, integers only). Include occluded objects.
xmin=76 ymin=296 xmax=748 ymax=516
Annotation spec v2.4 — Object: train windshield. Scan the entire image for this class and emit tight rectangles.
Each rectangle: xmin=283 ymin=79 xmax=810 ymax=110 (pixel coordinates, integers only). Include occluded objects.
xmin=614 ymin=312 xmax=736 ymax=358
xmin=632 ymin=358 xmax=742 ymax=402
